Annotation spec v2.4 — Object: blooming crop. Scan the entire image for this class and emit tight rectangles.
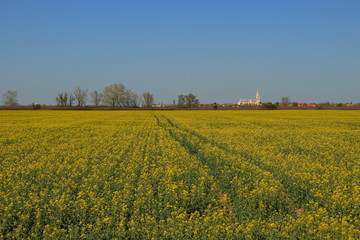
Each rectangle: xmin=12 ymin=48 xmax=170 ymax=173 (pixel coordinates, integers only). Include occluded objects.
xmin=1 ymin=110 xmax=359 ymax=239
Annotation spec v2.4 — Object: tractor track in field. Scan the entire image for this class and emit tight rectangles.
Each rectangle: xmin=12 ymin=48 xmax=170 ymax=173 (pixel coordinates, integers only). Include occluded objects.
xmin=154 ymin=114 xmax=312 ymax=215
xmin=154 ymin=114 xmax=246 ymax=218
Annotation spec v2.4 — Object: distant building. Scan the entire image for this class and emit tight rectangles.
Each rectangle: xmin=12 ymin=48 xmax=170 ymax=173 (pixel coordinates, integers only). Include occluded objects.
xmin=152 ymin=104 xmax=163 ymax=107
xmin=199 ymin=104 xmax=212 ymax=107
xmin=237 ymin=90 xmax=261 ymax=106
xmin=297 ymin=103 xmax=305 ymax=107
xmin=223 ymin=103 xmax=238 ymax=107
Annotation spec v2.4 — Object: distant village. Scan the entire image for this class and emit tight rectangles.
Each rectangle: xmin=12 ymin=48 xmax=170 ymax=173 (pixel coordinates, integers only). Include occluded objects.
xmin=152 ymin=90 xmax=358 ymax=109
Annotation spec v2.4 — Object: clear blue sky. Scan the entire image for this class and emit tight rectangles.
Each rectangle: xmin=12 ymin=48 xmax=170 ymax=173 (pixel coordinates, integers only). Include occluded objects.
xmin=1 ymin=0 xmax=359 ymax=105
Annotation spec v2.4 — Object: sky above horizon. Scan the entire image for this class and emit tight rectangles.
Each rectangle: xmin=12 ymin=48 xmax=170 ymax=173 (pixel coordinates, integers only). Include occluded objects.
xmin=1 ymin=0 xmax=359 ymax=105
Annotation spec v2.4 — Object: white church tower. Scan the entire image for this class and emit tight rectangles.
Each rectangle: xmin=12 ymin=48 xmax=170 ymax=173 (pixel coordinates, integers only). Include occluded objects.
xmin=237 ymin=90 xmax=261 ymax=106
xmin=255 ymin=90 xmax=261 ymax=104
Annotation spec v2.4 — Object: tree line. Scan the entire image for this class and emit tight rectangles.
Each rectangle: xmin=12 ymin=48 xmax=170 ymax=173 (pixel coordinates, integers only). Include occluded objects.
xmin=2 ymin=83 xmax=200 ymax=108
xmin=177 ymin=93 xmax=199 ymax=107
xmin=55 ymin=84 xmax=154 ymax=107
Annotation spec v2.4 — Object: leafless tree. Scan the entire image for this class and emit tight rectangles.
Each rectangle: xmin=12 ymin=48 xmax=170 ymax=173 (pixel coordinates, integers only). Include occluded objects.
xmin=185 ymin=93 xmax=199 ymax=107
xmin=69 ymin=94 xmax=75 ymax=107
xmin=90 ymin=90 xmax=102 ymax=106
xmin=178 ymin=94 xmax=186 ymax=105
xmin=281 ymin=97 xmax=291 ymax=106
xmin=56 ymin=92 xmax=68 ymax=106
xmin=73 ymin=86 xmax=88 ymax=106
xmin=102 ymin=83 xmax=125 ymax=107
xmin=142 ymin=92 xmax=154 ymax=107
xmin=132 ymin=92 xmax=142 ymax=107
xmin=123 ymin=89 xmax=139 ymax=107
xmin=3 ymin=90 xmax=18 ymax=106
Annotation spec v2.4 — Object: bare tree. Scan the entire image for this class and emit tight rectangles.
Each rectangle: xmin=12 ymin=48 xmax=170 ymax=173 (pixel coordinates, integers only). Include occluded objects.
xmin=142 ymin=92 xmax=154 ymax=107
xmin=56 ymin=92 xmax=68 ymax=106
xmin=3 ymin=90 xmax=18 ymax=106
xmin=73 ymin=86 xmax=88 ymax=107
xmin=102 ymin=83 xmax=125 ymax=107
xmin=69 ymin=94 xmax=75 ymax=107
xmin=185 ymin=93 xmax=199 ymax=107
xmin=90 ymin=90 xmax=102 ymax=106
xmin=133 ymin=93 xmax=142 ymax=107
xmin=123 ymin=89 xmax=139 ymax=107
xmin=178 ymin=94 xmax=186 ymax=105
xmin=281 ymin=97 xmax=291 ymax=106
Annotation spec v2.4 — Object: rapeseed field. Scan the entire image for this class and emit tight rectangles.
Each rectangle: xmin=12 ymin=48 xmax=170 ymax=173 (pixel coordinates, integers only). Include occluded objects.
xmin=1 ymin=110 xmax=359 ymax=239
